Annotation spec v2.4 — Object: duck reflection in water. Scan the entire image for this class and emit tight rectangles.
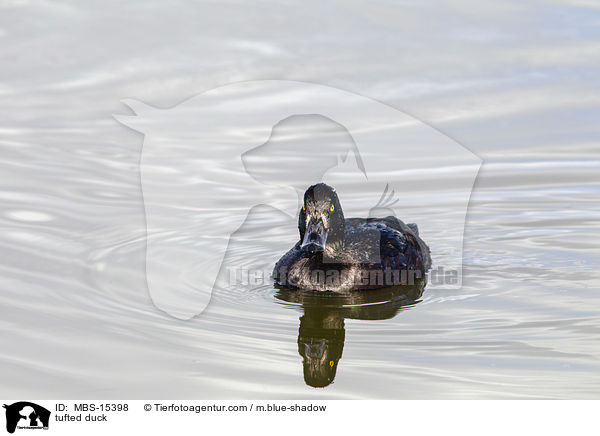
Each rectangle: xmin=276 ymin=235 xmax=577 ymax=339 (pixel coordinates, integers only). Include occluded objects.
xmin=275 ymin=278 xmax=426 ymax=388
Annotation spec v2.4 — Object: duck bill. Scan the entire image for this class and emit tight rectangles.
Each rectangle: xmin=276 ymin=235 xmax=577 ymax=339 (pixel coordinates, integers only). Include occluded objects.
xmin=301 ymin=220 xmax=328 ymax=254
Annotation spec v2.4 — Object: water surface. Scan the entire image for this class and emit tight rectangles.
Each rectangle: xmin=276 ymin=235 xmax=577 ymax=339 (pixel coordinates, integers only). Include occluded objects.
xmin=0 ymin=0 xmax=599 ymax=399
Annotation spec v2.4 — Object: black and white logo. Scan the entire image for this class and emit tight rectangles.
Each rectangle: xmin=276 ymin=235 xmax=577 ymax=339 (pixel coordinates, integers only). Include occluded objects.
xmin=3 ymin=402 xmax=50 ymax=434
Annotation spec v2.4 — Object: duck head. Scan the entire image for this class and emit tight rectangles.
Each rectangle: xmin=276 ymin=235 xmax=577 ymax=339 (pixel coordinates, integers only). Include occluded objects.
xmin=299 ymin=183 xmax=345 ymax=255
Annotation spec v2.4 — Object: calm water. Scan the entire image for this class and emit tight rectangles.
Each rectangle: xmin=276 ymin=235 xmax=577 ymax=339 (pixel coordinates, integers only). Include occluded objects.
xmin=1 ymin=0 xmax=599 ymax=399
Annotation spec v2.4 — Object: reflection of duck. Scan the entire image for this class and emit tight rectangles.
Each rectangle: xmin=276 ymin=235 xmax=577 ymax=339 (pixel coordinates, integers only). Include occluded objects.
xmin=297 ymin=308 xmax=345 ymax=388
xmin=275 ymin=278 xmax=426 ymax=388
xmin=273 ymin=183 xmax=431 ymax=292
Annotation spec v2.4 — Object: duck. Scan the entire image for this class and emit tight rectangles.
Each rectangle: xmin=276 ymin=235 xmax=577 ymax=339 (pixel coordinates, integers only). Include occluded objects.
xmin=273 ymin=183 xmax=431 ymax=292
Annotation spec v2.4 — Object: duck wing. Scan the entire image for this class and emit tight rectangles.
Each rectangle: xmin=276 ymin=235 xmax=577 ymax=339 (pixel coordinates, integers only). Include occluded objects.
xmin=345 ymin=217 xmax=431 ymax=271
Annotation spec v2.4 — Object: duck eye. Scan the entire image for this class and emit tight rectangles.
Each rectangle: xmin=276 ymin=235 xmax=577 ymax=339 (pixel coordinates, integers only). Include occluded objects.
xmin=330 ymin=204 xmax=334 ymax=212
xmin=302 ymin=204 xmax=305 ymax=211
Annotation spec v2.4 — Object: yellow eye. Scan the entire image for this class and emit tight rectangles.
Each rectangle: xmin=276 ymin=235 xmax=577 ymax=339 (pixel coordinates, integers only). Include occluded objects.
xmin=329 ymin=360 xmax=334 ymax=367
xmin=330 ymin=204 xmax=334 ymax=212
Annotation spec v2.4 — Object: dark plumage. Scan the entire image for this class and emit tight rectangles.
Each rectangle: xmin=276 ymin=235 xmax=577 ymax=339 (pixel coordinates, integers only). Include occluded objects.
xmin=273 ymin=183 xmax=431 ymax=292
xmin=275 ymin=278 xmax=426 ymax=387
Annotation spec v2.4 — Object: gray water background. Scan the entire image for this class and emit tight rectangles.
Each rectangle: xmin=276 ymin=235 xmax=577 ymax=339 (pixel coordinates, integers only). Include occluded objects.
xmin=1 ymin=0 xmax=599 ymax=398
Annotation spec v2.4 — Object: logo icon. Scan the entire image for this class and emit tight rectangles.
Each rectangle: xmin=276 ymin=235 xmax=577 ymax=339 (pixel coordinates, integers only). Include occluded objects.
xmin=116 ymin=80 xmax=481 ymax=319
xmin=3 ymin=402 xmax=50 ymax=434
